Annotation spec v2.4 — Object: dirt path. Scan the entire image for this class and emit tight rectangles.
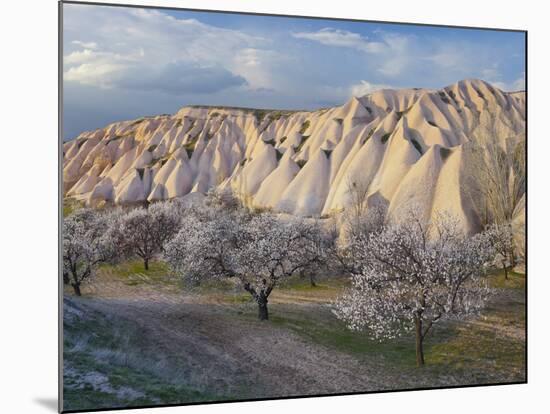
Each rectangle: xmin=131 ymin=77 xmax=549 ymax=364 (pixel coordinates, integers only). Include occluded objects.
xmin=76 ymin=291 xmax=391 ymax=399
xmin=63 ymin=269 xmax=525 ymax=409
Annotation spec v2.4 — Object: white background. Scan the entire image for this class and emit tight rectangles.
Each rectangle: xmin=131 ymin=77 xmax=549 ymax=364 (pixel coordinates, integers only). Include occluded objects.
xmin=0 ymin=0 xmax=548 ymax=413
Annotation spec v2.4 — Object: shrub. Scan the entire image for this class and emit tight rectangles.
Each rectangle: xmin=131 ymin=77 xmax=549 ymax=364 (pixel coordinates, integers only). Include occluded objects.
xmin=183 ymin=140 xmax=197 ymax=159
xmin=427 ymin=120 xmax=437 ymax=127
xmin=279 ymin=136 xmax=287 ymax=144
xmin=270 ymin=112 xmax=283 ymax=121
xmin=253 ymin=109 xmax=269 ymax=123
xmin=333 ymin=118 xmax=343 ymax=125
xmin=297 ymin=159 xmax=308 ymax=169
xmin=381 ymin=133 xmax=391 ymax=144
xmin=321 ymin=149 xmax=333 ymax=158
xmin=299 ymin=120 xmax=311 ymax=134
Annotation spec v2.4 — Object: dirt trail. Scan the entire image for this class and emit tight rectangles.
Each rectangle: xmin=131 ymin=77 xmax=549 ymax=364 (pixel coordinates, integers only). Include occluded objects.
xmin=76 ymin=289 xmax=390 ymax=399
xmin=64 ymin=270 xmax=525 ymax=406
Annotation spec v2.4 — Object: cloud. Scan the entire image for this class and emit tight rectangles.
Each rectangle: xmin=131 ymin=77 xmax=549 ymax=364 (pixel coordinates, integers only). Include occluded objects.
xmin=71 ymin=40 xmax=98 ymax=49
xmin=293 ymin=28 xmax=416 ymax=77
xmin=492 ymin=73 xmax=525 ymax=92
xmin=479 ymin=66 xmax=525 ymax=92
xmin=511 ymin=74 xmax=526 ymax=91
xmin=350 ymin=80 xmax=393 ymax=96
xmin=63 ymin=5 xmax=267 ymax=94
xmin=62 ymin=4 xmax=525 ymax=139
xmin=120 ymin=62 xmax=247 ymax=94
xmin=292 ymin=28 xmax=385 ymax=53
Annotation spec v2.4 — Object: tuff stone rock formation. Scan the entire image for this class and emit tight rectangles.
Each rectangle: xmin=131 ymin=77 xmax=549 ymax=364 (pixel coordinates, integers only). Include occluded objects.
xmin=63 ymin=79 xmax=525 ymax=234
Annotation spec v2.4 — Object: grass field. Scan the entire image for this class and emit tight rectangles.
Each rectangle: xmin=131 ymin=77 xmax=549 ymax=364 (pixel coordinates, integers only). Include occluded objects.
xmin=62 ymin=262 xmax=526 ymax=411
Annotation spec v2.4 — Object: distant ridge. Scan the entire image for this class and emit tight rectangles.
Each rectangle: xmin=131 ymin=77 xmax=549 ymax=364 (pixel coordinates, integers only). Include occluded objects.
xmin=64 ymin=79 xmax=525 ymax=235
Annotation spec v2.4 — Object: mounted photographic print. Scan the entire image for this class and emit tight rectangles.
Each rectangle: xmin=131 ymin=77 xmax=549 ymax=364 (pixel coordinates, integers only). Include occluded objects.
xmin=60 ymin=1 xmax=527 ymax=412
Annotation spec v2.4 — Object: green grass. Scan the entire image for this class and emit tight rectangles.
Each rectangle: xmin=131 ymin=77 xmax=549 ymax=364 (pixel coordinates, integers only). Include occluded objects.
xmin=98 ymin=260 xmax=176 ymax=287
xmin=425 ymin=282 xmax=525 ymax=379
xmin=63 ymin=197 xmax=84 ymax=217
xmin=266 ymin=270 xmax=525 ymax=380
xmin=486 ymin=269 xmax=526 ymax=290
xmin=268 ymin=306 xmax=417 ymax=368
xmin=278 ymin=273 xmax=349 ymax=292
xmin=425 ymin=324 xmax=524 ymax=378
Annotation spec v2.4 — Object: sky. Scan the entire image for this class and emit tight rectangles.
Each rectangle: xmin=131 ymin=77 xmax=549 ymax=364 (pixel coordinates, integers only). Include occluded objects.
xmin=62 ymin=3 xmax=526 ymax=140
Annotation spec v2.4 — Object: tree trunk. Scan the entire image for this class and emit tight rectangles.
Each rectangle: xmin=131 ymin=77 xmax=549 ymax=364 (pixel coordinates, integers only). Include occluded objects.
xmin=309 ymin=274 xmax=317 ymax=287
xmin=257 ymin=292 xmax=269 ymax=321
xmin=72 ymin=282 xmax=82 ymax=297
xmin=144 ymin=258 xmax=149 ymax=271
xmin=414 ymin=315 xmax=425 ymax=367
xmin=502 ymin=259 xmax=508 ymax=280
xmin=63 ymin=272 xmax=70 ymax=285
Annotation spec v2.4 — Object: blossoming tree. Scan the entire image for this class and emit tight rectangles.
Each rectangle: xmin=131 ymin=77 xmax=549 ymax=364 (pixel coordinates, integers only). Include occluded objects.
xmin=62 ymin=209 xmax=119 ymax=296
xmin=116 ymin=202 xmax=181 ymax=270
xmin=334 ymin=213 xmax=496 ymax=366
xmin=165 ymin=207 xmax=326 ymax=320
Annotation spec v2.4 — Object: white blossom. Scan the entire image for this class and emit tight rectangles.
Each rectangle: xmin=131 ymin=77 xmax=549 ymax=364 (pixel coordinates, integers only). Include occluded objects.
xmin=333 ymin=210 xmax=496 ymax=365
xmin=165 ymin=202 xmax=326 ymax=320
xmin=63 ymin=208 xmax=119 ymax=295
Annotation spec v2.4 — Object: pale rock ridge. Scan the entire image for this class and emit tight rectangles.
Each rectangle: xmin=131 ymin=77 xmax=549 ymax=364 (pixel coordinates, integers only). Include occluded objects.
xmin=63 ymin=79 xmax=525 ymax=233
